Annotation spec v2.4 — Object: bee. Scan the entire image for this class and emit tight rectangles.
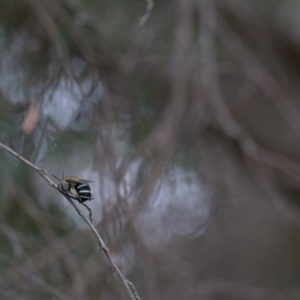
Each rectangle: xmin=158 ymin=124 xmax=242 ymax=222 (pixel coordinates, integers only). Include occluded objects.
xmin=53 ymin=174 xmax=93 ymax=203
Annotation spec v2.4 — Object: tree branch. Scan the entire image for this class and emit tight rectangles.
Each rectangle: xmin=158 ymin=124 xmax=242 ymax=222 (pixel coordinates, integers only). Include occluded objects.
xmin=0 ymin=142 xmax=57 ymax=188
xmin=0 ymin=141 xmax=140 ymax=300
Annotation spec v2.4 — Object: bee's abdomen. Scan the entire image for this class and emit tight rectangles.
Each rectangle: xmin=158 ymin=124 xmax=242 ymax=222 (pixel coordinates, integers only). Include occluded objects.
xmin=75 ymin=183 xmax=93 ymax=202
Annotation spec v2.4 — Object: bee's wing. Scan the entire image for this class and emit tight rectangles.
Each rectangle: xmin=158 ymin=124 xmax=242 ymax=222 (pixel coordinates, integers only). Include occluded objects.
xmin=64 ymin=176 xmax=93 ymax=183
xmin=77 ymin=179 xmax=94 ymax=183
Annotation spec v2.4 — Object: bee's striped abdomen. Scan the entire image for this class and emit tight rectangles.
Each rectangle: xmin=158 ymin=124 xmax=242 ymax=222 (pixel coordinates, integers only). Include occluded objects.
xmin=75 ymin=183 xmax=93 ymax=202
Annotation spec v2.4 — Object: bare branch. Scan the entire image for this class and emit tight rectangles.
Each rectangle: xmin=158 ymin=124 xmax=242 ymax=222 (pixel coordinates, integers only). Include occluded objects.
xmin=63 ymin=195 xmax=140 ymax=300
xmin=0 ymin=142 xmax=57 ymax=188
xmin=0 ymin=141 xmax=141 ymax=300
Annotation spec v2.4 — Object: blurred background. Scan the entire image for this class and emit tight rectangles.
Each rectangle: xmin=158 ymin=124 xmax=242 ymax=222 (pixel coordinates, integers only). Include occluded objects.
xmin=1 ymin=0 xmax=300 ymax=299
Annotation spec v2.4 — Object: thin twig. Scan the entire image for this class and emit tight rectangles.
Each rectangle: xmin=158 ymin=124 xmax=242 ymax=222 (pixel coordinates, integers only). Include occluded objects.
xmin=64 ymin=195 xmax=140 ymax=300
xmin=0 ymin=141 xmax=141 ymax=300
xmin=0 ymin=143 xmax=56 ymax=188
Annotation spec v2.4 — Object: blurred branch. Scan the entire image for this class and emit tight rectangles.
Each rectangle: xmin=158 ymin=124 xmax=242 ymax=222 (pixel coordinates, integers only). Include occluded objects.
xmin=0 ymin=142 xmax=141 ymax=300
xmin=198 ymin=1 xmax=300 ymax=184
xmin=218 ymin=11 xmax=300 ymax=141
xmin=0 ymin=252 xmax=73 ymax=300
xmin=139 ymin=0 xmax=154 ymax=26
xmin=197 ymin=279 xmax=297 ymax=300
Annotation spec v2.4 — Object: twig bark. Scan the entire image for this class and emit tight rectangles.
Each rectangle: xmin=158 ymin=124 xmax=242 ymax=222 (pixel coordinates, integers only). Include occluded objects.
xmin=0 ymin=141 xmax=141 ymax=300
xmin=0 ymin=142 xmax=56 ymax=188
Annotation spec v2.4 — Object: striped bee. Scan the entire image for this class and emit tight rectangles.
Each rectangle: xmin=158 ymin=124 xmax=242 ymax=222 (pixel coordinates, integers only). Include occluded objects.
xmin=53 ymin=174 xmax=93 ymax=203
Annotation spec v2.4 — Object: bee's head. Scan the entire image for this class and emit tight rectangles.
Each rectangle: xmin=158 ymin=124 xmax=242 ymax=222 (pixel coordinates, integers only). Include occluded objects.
xmin=52 ymin=172 xmax=68 ymax=192
xmin=60 ymin=180 xmax=70 ymax=192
